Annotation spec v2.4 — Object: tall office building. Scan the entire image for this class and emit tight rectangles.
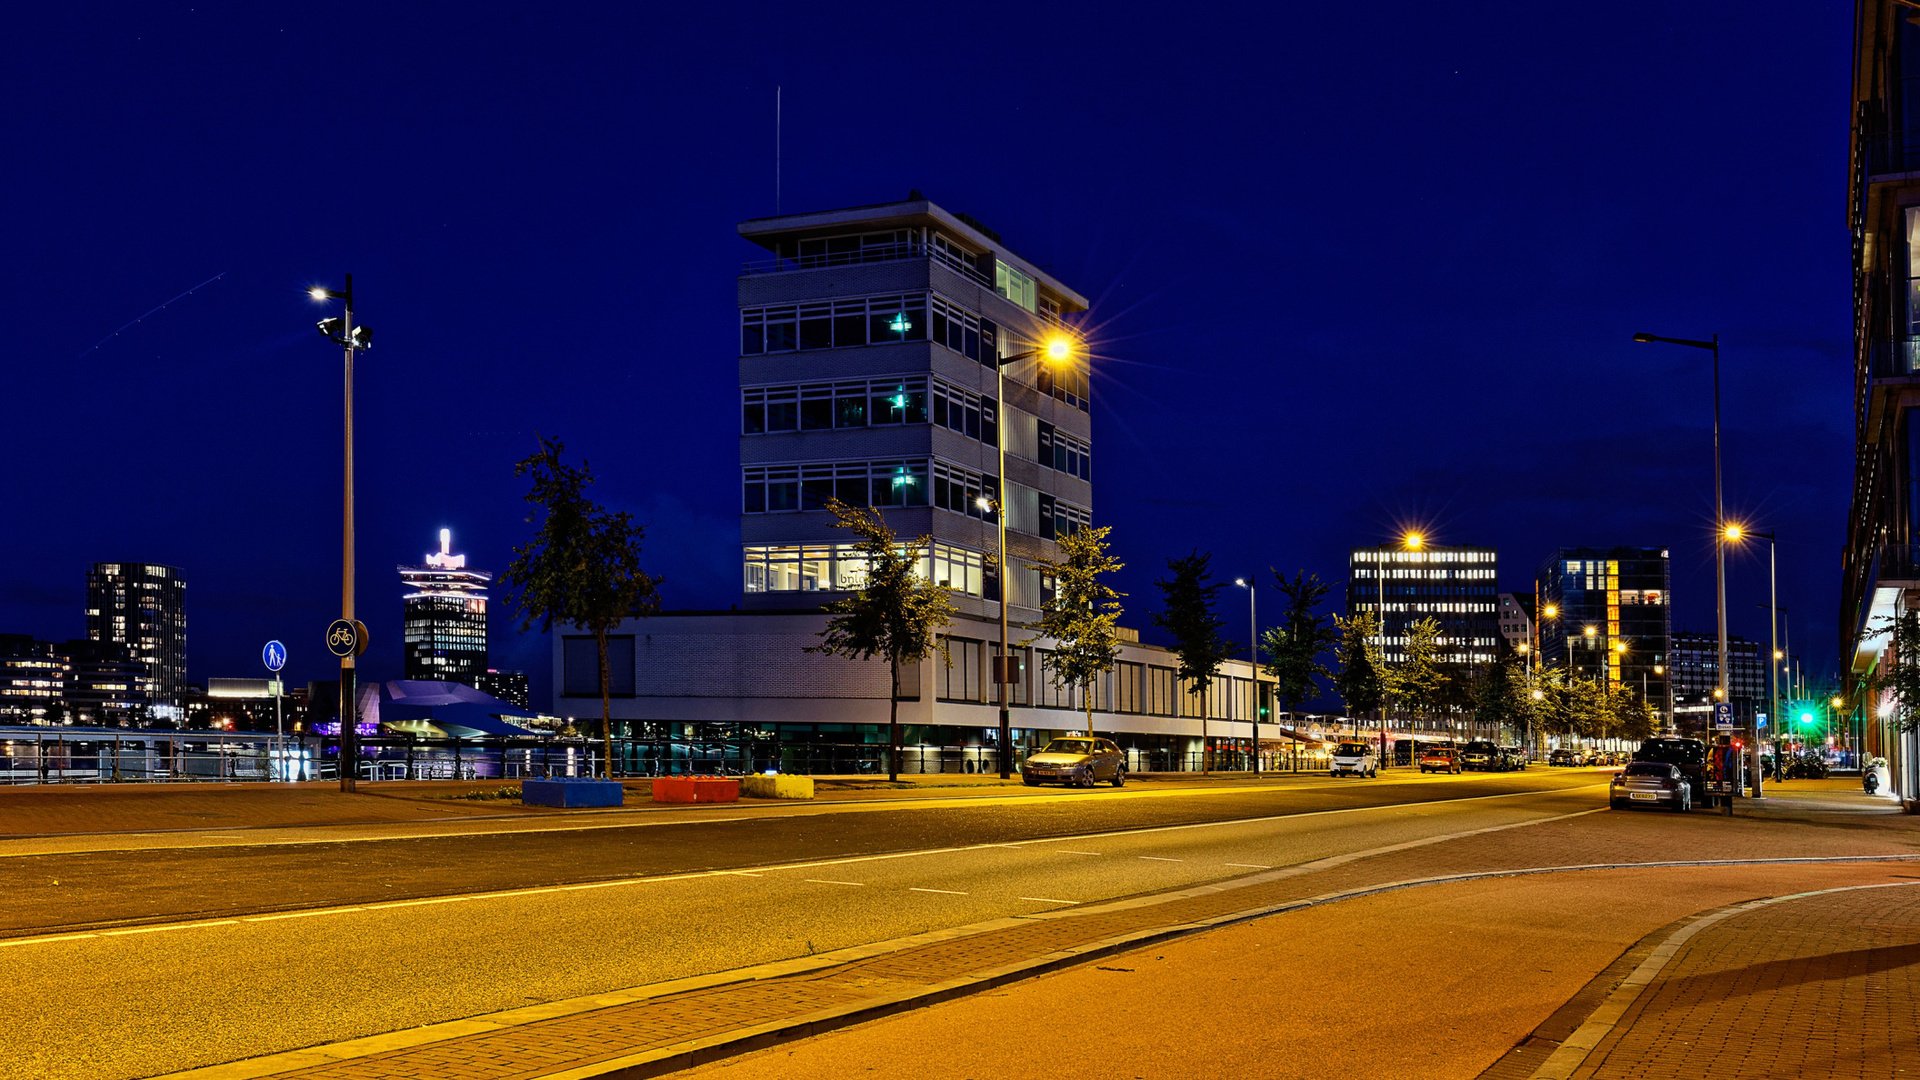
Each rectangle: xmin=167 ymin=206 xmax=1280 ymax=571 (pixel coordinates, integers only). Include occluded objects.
xmin=1670 ymin=631 xmax=1767 ymax=732
xmin=399 ymin=529 xmax=491 ymax=686
xmin=735 ymin=198 xmax=1092 ymax=619
xmin=1346 ymin=544 xmax=1499 ymax=666
xmin=1844 ymin=2 xmax=1920 ymax=800
xmin=1535 ymin=548 xmax=1670 ymax=716
xmin=86 ymin=562 xmax=187 ymax=713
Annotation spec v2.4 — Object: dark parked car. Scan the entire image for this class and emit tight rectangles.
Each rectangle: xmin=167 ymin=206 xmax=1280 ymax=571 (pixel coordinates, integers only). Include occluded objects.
xmin=1633 ymin=736 xmax=1712 ymax=807
xmin=1418 ymin=746 xmax=1461 ymax=774
xmin=1610 ymin=761 xmax=1693 ymax=812
xmin=1460 ymin=740 xmax=1505 ymax=771
xmin=1549 ymin=748 xmax=1578 ymax=767
xmin=1023 ymin=738 xmax=1126 ymax=788
xmin=1500 ymin=746 xmax=1530 ymax=770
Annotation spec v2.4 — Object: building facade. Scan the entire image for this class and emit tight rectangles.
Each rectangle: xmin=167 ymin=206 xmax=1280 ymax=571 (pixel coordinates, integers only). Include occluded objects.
xmin=400 ymin=529 xmax=491 ymax=686
xmin=86 ymin=562 xmax=186 ymax=714
xmin=1844 ymin=1 xmax=1920 ymax=801
xmin=1669 ymin=631 xmax=1767 ymax=734
xmin=553 ymin=198 xmax=1276 ymax=769
xmin=476 ymin=670 xmax=530 ymax=709
xmin=1535 ymin=548 xmax=1671 ymax=721
xmin=0 ymin=635 xmax=70 ymax=723
xmin=1345 ymin=544 xmax=1499 ymax=667
xmin=1496 ymin=592 xmax=1534 ymax=655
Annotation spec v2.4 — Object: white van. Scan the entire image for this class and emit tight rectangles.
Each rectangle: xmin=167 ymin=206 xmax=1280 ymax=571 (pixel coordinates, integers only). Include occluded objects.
xmin=1330 ymin=741 xmax=1379 ymax=778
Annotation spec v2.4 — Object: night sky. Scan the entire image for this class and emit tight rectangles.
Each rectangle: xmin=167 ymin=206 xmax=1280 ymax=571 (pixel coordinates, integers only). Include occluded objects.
xmin=1 ymin=3 xmax=1851 ymax=709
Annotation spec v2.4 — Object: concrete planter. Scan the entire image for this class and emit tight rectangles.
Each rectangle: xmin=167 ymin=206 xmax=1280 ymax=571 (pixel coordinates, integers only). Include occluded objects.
xmin=521 ymin=778 xmax=624 ymax=808
xmin=651 ymin=776 xmax=741 ymax=804
xmin=740 ymin=774 xmax=815 ymax=800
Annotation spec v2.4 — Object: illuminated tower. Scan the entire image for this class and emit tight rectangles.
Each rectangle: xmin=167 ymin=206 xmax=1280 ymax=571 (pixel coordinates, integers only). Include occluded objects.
xmin=399 ymin=529 xmax=491 ymax=686
xmin=86 ymin=562 xmax=187 ymax=714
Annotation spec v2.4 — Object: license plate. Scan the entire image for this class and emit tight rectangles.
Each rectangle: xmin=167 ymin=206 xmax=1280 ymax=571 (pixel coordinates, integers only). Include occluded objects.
xmin=1630 ymin=792 xmax=1657 ymax=801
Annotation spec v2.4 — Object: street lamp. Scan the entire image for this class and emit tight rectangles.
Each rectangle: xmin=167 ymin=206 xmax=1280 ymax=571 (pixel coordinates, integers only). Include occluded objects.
xmin=983 ymin=332 xmax=1077 ymax=779
xmin=1723 ymin=523 xmax=1775 ymax=797
xmin=311 ymin=276 xmax=373 ymax=793
xmin=1632 ymin=330 xmax=1731 ymax=759
xmin=1376 ymin=531 xmax=1423 ymax=767
xmin=1234 ymin=577 xmax=1261 ymax=775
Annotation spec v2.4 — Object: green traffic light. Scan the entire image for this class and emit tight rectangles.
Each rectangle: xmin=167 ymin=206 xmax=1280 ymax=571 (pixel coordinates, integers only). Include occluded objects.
xmin=1799 ymin=712 xmax=1814 ymax=726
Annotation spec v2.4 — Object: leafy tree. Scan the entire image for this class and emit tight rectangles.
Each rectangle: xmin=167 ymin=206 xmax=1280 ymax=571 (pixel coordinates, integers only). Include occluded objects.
xmin=502 ymin=435 xmax=660 ymax=778
xmin=807 ymin=498 xmax=954 ymax=781
xmin=1152 ymin=550 xmax=1235 ymax=772
xmin=1888 ymin=610 xmax=1920 ymax=734
xmin=1471 ymin=655 xmax=1518 ymax=742
xmin=1385 ymin=616 xmax=1447 ymax=741
xmin=1332 ymin=610 xmax=1384 ymax=731
xmin=1262 ymin=570 xmax=1337 ymax=722
xmin=1030 ymin=524 xmax=1126 ymax=741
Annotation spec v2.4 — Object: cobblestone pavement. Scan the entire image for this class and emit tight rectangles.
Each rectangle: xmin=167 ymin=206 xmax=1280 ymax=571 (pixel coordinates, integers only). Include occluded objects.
xmin=152 ymin=782 xmax=1920 ymax=1080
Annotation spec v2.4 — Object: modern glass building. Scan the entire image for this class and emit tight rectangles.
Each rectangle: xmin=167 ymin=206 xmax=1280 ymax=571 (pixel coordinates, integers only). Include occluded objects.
xmin=86 ymin=562 xmax=186 ymax=713
xmin=399 ymin=529 xmax=491 ymax=687
xmin=1669 ymin=630 xmax=1767 ymax=734
xmin=1345 ymin=544 xmax=1499 ymax=667
xmin=1535 ymin=548 xmax=1670 ymax=721
xmin=1844 ymin=1 xmax=1920 ymax=801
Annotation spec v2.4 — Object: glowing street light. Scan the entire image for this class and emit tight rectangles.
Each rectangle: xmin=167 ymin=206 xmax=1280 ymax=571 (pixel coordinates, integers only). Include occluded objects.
xmin=1233 ymin=577 xmax=1261 ymax=774
xmin=987 ymin=332 xmax=1079 ymax=779
xmin=1723 ymin=523 xmax=1775 ymax=797
xmin=310 ymin=275 xmax=374 ymax=793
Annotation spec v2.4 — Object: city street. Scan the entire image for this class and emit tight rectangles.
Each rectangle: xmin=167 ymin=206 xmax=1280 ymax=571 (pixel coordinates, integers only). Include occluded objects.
xmin=0 ymin=771 xmax=1912 ymax=1079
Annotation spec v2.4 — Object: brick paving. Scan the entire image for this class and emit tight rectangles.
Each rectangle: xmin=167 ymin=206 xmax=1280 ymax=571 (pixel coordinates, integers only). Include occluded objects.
xmin=1570 ymin=882 xmax=1920 ymax=1079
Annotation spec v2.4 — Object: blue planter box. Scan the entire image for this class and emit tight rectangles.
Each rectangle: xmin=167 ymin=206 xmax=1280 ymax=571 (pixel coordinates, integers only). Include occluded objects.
xmin=521 ymin=778 xmax=624 ymax=808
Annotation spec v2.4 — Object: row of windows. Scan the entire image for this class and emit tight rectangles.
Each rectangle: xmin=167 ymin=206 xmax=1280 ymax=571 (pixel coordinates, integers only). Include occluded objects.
xmin=932 ymin=380 xmax=997 ymax=446
xmin=936 ymin=640 xmax=1264 ymax=721
xmin=743 ymin=377 xmax=930 ymax=434
xmin=932 ymin=461 xmax=995 ymax=521
xmin=1037 ymin=421 xmax=1091 ymax=481
xmin=931 ymin=295 xmax=1000 ymax=366
xmin=741 ymin=294 xmax=928 ymax=355
xmin=1353 ymin=551 xmax=1497 ymax=563
xmin=1354 ymin=567 xmax=1498 ymax=580
xmin=1037 ymin=493 xmax=1091 ymax=540
xmin=743 ymin=460 xmax=929 ymax=513
xmin=742 ymin=541 xmax=993 ymax=598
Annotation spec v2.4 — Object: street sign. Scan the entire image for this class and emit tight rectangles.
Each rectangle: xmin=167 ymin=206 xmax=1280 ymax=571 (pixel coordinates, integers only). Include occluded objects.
xmin=262 ymin=640 xmax=287 ymax=672
xmin=1756 ymin=712 xmax=1768 ymax=729
xmin=326 ymin=619 xmax=358 ymax=658
xmin=1713 ymin=702 xmax=1734 ymax=730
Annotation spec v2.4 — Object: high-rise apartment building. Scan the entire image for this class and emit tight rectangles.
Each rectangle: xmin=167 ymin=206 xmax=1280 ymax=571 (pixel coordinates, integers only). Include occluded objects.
xmin=1844 ymin=2 xmax=1920 ymax=800
xmin=399 ymin=529 xmax=491 ymax=685
xmin=0 ymin=635 xmax=69 ymax=723
xmin=1346 ymin=544 xmax=1499 ymax=666
xmin=1535 ymin=548 xmax=1670 ymax=718
xmin=1669 ymin=631 xmax=1767 ymax=732
xmin=86 ymin=562 xmax=186 ymax=713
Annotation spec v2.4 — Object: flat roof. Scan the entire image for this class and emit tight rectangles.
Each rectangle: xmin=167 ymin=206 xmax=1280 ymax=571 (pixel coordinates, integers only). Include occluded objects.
xmin=738 ymin=198 xmax=1089 ymax=311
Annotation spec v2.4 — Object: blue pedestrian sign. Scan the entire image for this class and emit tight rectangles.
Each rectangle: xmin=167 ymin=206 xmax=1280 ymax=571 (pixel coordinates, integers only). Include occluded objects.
xmin=262 ymin=640 xmax=287 ymax=673
xmin=1713 ymin=702 xmax=1734 ymax=730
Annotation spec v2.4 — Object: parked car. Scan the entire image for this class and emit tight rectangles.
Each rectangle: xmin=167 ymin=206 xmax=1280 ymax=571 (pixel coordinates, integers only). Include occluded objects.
xmin=1610 ymin=761 xmax=1693 ymax=811
xmin=1460 ymin=740 xmax=1505 ymax=771
xmin=1500 ymin=746 xmax=1530 ymax=770
xmin=1418 ymin=746 xmax=1461 ymax=774
xmin=1022 ymin=738 xmax=1126 ymax=788
xmin=1548 ymin=748 xmax=1578 ymax=767
xmin=1330 ymin=741 xmax=1379 ymax=778
xmin=1633 ymin=736 xmax=1712 ymax=807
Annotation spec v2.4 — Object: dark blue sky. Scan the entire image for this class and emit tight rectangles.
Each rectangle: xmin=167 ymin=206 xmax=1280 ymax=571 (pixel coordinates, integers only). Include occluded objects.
xmin=1 ymin=3 xmax=1851 ymax=706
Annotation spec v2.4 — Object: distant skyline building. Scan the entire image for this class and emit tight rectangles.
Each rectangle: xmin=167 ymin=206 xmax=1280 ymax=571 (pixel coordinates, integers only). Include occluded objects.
xmin=61 ymin=638 xmax=149 ymax=726
xmin=86 ymin=562 xmax=186 ymax=714
xmin=1496 ymin=592 xmax=1534 ymax=656
xmin=0 ymin=634 xmax=69 ymax=723
xmin=476 ymin=669 xmax=530 ymax=709
xmin=1535 ymin=548 xmax=1670 ymax=719
xmin=1345 ymin=544 xmax=1499 ymax=667
xmin=399 ymin=529 xmax=491 ymax=686
xmin=1670 ymin=630 xmax=1766 ymax=732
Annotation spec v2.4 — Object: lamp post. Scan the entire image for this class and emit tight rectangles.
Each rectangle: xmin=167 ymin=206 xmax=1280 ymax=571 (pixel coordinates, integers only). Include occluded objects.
xmin=1633 ymin=331 xmax=1733 ymax=758
xmin=1376 ymin=531 xmax=1423 ymax=767
xmin=983 ymin=334 xmax=1075 ymax=780
xmin=310 ymin=277 xmax=373 ymax=794
xmin=1724 ymin=524 xmax=1773 ymax=796
xmin=1234 ymin=577 xmax=1260 ymax=774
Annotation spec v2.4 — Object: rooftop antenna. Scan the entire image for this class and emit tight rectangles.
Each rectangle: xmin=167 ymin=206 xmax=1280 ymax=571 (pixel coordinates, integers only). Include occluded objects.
xmin=775 ymin=85 xmax=782 ymax=213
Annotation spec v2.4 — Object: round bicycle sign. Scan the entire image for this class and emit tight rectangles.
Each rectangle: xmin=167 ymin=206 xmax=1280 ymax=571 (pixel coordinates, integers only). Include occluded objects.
xmin=325 ymin=619 xmax=358 ymax=658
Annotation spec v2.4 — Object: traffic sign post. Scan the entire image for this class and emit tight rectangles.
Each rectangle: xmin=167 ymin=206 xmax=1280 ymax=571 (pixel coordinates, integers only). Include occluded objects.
xmin=1713 ymin=702 xmax=1734 ymax=731
xmin=263 ymin=641 xmax=287 ymax=779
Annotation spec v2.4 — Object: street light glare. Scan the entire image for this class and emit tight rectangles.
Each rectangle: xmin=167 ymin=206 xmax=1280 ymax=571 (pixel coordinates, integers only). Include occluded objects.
xmin=308 ymin=286 xmax=329 ymax=301
xmin=1403 ymin=531 xmax=1424 ymax=550
xmin=1583 ymin=625 xmax=1597 ymax=638
xmin=1543 ymin=604 xmax=1558 ymax=619
xmin=1631 ymin=332 xmax=1655 ymax=343
xmin=1043 ymin=334 xmax=1073 ymax=362
xmin=1234 ymin=577 xmax=1248 ymax=587
xmin=1723 ymin=523 xmax=1743 ymax=542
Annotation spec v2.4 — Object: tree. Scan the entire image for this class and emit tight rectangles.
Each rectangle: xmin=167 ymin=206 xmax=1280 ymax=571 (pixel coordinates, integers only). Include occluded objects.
xmin=807 ymin=498 xmax=954 ymax=782
xmin=1332 ymin=610 xmax=1384 ymax=733
xmin=1886 ymin=610 xmax=1920 ymax=734
xmin=1030 ymin=524 xmax=1126 ymax=742
xmin=1471 ymin=654 xmax=1519 ymax=742
xmin=1385 ymin=616 xmax=1447 ymax=743
xmin=502 ymin=435 xmax=660 ymax=779
xmin=1152 ymin=550 xmax=1234 ymax=772
xmin=1262 ymin=570 xmax=1337 ymax=723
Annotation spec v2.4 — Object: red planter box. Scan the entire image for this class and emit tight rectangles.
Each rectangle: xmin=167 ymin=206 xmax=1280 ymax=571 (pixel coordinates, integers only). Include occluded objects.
xmin=651 ymin=777 xmax=740 ymax=804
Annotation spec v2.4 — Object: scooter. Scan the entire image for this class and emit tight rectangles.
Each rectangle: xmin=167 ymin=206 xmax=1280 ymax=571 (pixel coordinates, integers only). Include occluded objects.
xmin=1864 ymin=768 xmax=1880 ymax=795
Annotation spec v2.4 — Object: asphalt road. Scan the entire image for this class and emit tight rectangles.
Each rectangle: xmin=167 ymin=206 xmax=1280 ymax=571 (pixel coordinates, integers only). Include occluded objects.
xmin=0 ymin=771 xmax=1615 ymax=1079
xmin=0 ymin=769 xmax=1613 ymax=936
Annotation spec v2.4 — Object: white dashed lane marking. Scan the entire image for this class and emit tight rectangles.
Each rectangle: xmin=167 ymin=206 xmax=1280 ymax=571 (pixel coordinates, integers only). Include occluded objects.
xmin=804 ymin=879 xmax=866 ymax=887
xmin=909 ymin=888 xmax=968 ymax=896
xmin=1019 ymin=897 xmax=1080 ymax=905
